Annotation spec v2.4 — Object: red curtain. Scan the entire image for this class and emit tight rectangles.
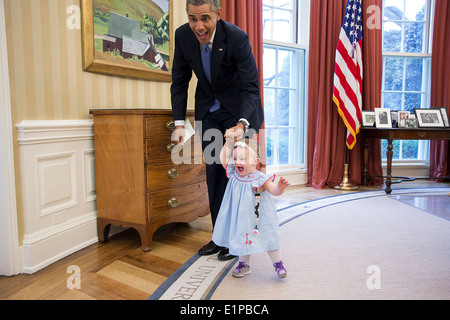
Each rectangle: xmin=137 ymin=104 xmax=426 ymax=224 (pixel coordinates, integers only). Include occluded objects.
xmin=429 ymin=0 xmax=450 ymax=178
xmin=307 ymin=0 xmax=384 ymax=188
xmin=221 ymin=0 xmax=266 ymax=170
xmin=221 ymin=0 xmax=263 ymax=77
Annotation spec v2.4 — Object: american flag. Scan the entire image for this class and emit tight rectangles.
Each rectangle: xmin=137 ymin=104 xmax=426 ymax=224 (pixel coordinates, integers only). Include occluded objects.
xmin=333 ymin=0 xmax=363 ymax=149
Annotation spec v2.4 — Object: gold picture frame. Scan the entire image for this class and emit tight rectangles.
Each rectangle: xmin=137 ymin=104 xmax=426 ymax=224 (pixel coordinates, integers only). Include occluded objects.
xmin=81 ymin=0 xmax=173 ymax=81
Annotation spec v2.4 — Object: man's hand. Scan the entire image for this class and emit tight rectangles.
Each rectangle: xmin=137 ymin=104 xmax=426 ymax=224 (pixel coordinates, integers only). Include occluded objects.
xmin=224 ymin=122 xmax=245 ymax=142
xmin=172 ymin=126 xmax=186 ymax=145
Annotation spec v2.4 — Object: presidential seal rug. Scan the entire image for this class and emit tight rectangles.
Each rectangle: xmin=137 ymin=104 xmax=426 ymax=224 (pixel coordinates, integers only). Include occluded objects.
xmin=149 ymin=188 xmax=450 ymax=300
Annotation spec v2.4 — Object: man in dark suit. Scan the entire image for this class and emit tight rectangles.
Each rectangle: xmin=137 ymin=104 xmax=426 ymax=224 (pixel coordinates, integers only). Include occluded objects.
xmin=171 ymin=0 xmax=264 ymax=260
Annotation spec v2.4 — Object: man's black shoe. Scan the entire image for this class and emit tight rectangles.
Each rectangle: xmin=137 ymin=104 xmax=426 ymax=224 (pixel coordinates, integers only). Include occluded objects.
xmin=198 ymin=240 xmax=220 ymax=256
xmin=218 ymin=248 xmax=236 ymax=261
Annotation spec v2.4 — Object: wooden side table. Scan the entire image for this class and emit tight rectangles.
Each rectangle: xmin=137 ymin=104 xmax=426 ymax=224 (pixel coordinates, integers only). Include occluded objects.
xmin=361 ymin=127 xmax=450 ymax=194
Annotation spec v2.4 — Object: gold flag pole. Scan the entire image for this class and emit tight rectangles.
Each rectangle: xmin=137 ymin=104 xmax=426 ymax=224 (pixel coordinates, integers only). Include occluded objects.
xmin=333 ymin=145 xmax=360 ymax=191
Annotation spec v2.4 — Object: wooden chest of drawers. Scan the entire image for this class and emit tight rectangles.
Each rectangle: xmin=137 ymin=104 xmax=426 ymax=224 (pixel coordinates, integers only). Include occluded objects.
xmin=90 ymin=109 xmax=209 ymax=251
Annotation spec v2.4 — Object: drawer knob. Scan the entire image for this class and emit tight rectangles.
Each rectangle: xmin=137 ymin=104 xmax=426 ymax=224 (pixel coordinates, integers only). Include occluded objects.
xmin=168 ymin=168 xmax=179 ymax=179
xmin=166 ymin=121 xmax=175 ymax=132
xmin=167 ymin=143 xmax=176 ymax=153
xmin=168 ymin=198 xmax=180 ymax=208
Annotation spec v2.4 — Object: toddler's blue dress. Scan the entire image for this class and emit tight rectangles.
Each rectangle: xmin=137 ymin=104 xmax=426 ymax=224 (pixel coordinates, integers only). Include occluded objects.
xmin=212 ymin=159 xmax=280 ymax=256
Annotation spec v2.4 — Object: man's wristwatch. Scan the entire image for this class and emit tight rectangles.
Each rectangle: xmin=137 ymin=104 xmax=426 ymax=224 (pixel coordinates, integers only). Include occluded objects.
xmin=238 ymin=119 xmax=250 ymax=133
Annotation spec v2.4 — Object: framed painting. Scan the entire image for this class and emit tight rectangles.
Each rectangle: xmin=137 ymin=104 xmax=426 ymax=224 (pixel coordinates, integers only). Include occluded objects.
xmin=81 ymin=0 xmax=173 ymax=81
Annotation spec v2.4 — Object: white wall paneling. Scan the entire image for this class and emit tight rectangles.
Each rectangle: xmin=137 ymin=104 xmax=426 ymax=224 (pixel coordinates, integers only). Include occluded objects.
xmin=17 ymin=120 xmax=98 ymax=274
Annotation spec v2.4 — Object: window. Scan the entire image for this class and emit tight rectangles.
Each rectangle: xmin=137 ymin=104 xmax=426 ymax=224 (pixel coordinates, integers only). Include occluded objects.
xmin=381 ymin=0 xmax=434 ymax=161
xmin=263 ymin=0 xmax=307 ymax=168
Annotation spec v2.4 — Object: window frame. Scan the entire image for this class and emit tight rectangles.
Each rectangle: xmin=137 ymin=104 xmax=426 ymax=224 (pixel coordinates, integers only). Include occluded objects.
xmin=263 ymin=42 xmax=306 ymax=168
xmin=381 ymin=0 xmax=435 ymax=164
xmin=262 ymin=0 xmax=308 ymax=171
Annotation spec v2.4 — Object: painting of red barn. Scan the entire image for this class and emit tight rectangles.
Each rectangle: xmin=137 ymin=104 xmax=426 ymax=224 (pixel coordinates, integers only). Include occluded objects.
xmin=81 ymin=0 xmax=172 ymax=81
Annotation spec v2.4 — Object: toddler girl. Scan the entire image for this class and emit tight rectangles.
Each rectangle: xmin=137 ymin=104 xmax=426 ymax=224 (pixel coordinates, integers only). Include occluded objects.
xmin=212 ymin=138 xmax=290 ymax=278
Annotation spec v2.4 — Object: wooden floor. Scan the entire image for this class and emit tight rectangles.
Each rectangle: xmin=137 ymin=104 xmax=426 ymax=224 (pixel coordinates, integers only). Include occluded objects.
xmin=1 ymin=180 xmax=448 ymax=300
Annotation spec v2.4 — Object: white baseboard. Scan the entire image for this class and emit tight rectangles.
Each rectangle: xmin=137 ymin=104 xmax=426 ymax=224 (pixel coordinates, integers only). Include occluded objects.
xmin=267 ymin=167 xmax=308 ymax=186
xmin=382 ymin=162 xmax=430 ymax=179
xmin=21 ymin=212 xmax=98 ymax=274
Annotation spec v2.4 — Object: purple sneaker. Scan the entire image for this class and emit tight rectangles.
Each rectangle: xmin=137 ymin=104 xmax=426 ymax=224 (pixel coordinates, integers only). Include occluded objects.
xmin=232 ymin=261 xmax=251 ymax=278
xmin=273 ymin=261 xmax=287 ymax=278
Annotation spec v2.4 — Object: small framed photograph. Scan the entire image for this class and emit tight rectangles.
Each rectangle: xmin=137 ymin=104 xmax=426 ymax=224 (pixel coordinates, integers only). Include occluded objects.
xmin=405 ymin=118 xmax=418 ymax=128
xmin=414 ymin=108 xmax=445 ymax=128
xmin=375 ymin=108 xmax=392 ymax=128
xmin=390 ymin=111 xmax=398 ymax=127
xmin=398 ymin=111 xmax=410 ymax=128
xmin=362 ymin=111 xmax=376 ymax=127
xmin=431 ymin=107 xmax=449 ymax=127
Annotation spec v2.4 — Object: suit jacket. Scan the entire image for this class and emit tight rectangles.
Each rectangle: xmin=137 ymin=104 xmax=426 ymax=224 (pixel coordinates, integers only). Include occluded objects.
xmin=171 ymin=19 xmax=264 ymax=133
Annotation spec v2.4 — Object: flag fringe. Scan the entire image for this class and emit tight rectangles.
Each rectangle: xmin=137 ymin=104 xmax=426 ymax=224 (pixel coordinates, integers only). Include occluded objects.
xmin=333 ymin=94 xmax=361 ymax=150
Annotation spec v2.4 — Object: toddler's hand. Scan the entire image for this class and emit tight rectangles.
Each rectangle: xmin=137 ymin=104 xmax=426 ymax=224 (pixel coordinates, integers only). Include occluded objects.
xmin=278 ymin=177 xmax=290 ymax=191
xmin=224 ymin=125 xmax=244 ymax=142
xmin=224 ymin=131 xmax=237 ymax=147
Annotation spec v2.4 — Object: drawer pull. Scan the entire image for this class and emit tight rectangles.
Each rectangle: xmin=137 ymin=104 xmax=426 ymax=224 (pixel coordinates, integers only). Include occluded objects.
xmin=167 ymin=143 xmax=176 ymax=153
xmin=166 ymin=121 xmax=175 ymax=132
xmin=168 ymin=168 xmax=179 ymax=179
xmin=168 ymin=198 xmax=180 ymax=208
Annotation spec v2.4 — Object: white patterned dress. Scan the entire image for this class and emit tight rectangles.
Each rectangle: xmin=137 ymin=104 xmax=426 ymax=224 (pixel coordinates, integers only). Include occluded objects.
xmin=212 ymin=160 xmax=280 ymax=256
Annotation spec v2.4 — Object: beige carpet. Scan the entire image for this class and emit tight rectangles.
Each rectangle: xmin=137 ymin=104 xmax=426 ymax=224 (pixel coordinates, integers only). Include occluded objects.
xmin=210 ymin=193 xmax=450 ymax=300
